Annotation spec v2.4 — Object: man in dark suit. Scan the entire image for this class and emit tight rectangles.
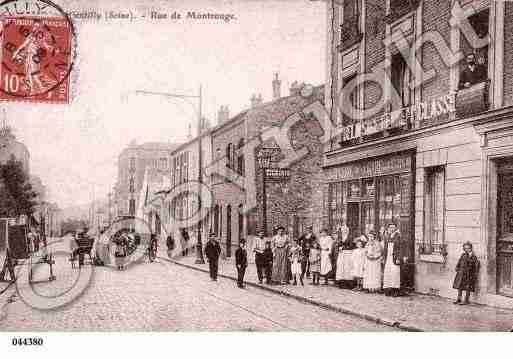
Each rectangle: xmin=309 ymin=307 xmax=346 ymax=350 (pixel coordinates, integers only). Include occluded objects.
xmin=235 ymin=239 xmax=248 ymax=288
xmin=205 ymin=232 xmax=221 ymax=281
xmin=298 ymin=226 xmax=316 ymax=278
xmin=459 ymin=53 xmax=487 ymax=89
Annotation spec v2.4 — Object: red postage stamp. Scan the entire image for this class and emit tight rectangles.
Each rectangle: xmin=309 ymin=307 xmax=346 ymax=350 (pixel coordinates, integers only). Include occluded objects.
xmin=0 ymin=16 xmax=74 ymax=104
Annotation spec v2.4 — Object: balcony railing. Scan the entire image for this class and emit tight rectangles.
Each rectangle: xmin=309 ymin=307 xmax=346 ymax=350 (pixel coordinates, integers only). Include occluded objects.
xmin=455 ymin=80 xmax=490 ymax=119
xmin=338 ymin=15 xmax=363 ymax=52
xmin=384 ymin=0 xmax=421 ymax=24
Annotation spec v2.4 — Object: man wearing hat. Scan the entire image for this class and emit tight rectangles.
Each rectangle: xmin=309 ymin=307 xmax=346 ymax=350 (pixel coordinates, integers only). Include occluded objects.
xmin=298 ymin=226 xmax=316 ymax=278
xmin=235 ymin=239 xmax=248 ymax=288
xmin=205 ymin=232 xmax=222 ymax=281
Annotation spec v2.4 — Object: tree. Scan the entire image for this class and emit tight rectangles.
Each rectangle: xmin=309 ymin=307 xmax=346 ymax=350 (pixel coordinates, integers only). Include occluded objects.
xmin=0 ymin=156 xmax=37 ymax=218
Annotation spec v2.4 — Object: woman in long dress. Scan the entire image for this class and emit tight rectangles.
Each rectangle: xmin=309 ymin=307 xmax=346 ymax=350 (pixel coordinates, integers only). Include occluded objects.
xmin=383 ymin=223 xmax=403 ymax=297
xmin=335 ymin=235 xmax=356 ymax=288
xmin=363 ymin=231 xmax=383 ymax=293
xmin=271 ymin=226 xmax=289 ymax=284
xmin=319 ymin=229 xmax=333 ymax=285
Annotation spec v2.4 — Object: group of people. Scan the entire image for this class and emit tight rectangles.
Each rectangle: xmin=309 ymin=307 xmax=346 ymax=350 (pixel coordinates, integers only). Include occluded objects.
xmin=203 ymin=222 xmax=407 ymax=295
xmin=256 ymin=223 xmax=408 ymax=297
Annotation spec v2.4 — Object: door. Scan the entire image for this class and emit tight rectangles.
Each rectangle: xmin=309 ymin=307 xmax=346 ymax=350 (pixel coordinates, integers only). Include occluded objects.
xmin=346 ymin=202 xmax=360 ymax=241
xmin=226 ymin=205 xmax=232 ymax=258
xmin=238 ymin=205 xmax=243 ymax=244
xmin=497 ymin=162 xmax=513 ymax=296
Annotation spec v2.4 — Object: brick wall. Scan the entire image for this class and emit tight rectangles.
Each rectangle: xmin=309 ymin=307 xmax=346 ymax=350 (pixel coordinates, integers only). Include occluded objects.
xmin=211 ymin=87 xmax=325 ymax=252
xmin=420 ymin=0 xmax=452 ymax=105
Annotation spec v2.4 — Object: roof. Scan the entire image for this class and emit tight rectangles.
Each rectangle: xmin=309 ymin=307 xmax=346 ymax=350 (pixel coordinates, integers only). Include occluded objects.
xmin=211 ymin=84 xmax=325 ymax=137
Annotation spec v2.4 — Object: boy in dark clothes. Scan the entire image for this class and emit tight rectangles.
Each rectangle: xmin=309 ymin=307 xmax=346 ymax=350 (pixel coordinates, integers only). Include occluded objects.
xmin=235 ymin=239 xmax=248 ymax=288
xmin=453 ymin=242 xmax=480 ymax=305
xmin=263 ymin=241 xmax=273 ymax=284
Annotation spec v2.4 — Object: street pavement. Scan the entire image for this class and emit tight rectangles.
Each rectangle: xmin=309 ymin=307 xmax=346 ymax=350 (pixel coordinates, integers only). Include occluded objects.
xmin=173 ymin=253 xmax=513 ymax=332
xmin=0 ymin=237 xmax=394 ymax=331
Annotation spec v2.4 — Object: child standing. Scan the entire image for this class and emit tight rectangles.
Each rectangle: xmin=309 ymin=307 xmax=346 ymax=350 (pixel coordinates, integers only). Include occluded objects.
xmin=453 ymin=242 xmax=479 ymax=305
xmin=289 ymin=239 xmax=303 ymax=285
xmin=351 ymin=239 xmax=366 ymax=291
xmin=309 ymin=241 xmax=321 ymax=285
xmin=263 ymin=241 xmax=274 ymax=284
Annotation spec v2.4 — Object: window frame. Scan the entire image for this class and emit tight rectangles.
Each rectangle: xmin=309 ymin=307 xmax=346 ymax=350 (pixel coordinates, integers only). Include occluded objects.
xmin=423 ymin=166 xmax=446 ymax=255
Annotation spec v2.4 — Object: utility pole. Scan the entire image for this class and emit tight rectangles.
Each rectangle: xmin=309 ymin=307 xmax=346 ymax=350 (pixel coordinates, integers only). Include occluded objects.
xmin=135 ymin=86 xmax=205 ymax=264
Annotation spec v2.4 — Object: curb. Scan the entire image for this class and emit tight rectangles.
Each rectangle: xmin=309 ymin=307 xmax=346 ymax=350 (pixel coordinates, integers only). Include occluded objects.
xmin=162 ymin=256 xmax=424 ymax=332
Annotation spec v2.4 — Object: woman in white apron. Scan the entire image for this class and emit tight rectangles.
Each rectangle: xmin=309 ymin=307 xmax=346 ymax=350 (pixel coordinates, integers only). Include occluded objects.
xmin=383 ymin=223 xmax=403 ymax=297
xmin=319 ymin=229 xmax=333 ymax=285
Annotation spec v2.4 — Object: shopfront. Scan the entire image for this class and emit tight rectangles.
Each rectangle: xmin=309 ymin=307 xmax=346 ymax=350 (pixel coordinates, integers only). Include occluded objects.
xmin=325 ymin=151 xmax=416 ymax=287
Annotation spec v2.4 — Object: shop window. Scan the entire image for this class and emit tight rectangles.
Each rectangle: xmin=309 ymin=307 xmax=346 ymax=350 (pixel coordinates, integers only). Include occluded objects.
xmin=361 ymin=201 xmax=375 ymax=235
xmin=390 ymin=52 xmax=412 ymax=111
xmin=423 ymin=166 xmax=445 ymax=254
xmin=458 ymin=9 xmax=489 ymax=89
xmin=362 ymin=178 xmax=375 ymax=197
xmin=348 ymin=180 xmax=361 ymax=199
xmin=377 ymin=176 xmax=401 ymax=229
xmin=329 ymin=182 xmax=345 ymax=230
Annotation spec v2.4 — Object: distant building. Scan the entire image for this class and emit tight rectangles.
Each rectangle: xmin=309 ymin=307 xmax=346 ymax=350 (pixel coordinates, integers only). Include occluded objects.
xmin=115 ymin=140 xmax=182 ymax=217
xmin=0 ymin=123 xmax=30 ymax=174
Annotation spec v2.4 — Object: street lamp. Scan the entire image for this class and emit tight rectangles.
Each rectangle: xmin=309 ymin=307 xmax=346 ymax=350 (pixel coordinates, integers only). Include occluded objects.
xmin=256 ymin=149 xmax=274 ymax=237
xmin=136 ymin=87 xmax=205 ymax=264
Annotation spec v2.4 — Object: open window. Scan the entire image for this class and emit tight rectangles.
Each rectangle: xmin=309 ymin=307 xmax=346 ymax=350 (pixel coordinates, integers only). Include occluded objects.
xmin=458 ymin=9 xmax=489 ymax=89
xmin=390 ymin=51 xmax=412 ymax=111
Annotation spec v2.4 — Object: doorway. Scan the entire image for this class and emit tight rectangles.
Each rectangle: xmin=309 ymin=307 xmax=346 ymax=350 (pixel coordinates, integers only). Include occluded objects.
xmin=346 ymin=202 xmax=360 ymax=241
xmin=226 ymin=205 xmax=232 ymax=258
xmin=497 ymin=160 xmax=513 ymax=296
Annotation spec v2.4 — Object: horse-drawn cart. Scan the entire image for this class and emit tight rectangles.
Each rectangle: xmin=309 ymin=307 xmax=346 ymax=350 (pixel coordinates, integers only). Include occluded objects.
xmin=0 ymin=218 xmax=56 ymax=283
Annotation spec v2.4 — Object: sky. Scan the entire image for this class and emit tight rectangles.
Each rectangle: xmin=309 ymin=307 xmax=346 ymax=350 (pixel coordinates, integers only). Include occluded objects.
xmin=5 ymin=0 xmax=326 ymax=208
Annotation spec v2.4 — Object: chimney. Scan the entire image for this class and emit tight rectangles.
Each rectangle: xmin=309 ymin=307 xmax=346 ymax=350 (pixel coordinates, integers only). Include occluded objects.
xmin=290 ymin=81 xmax=303 ymax=96
xmin=217 ymin=105 xmax=230 ymax=124
xmin=272 ymin=73 xmax=281 ymax=100
xmin=250 ymin=94 xmax=263 ymax=108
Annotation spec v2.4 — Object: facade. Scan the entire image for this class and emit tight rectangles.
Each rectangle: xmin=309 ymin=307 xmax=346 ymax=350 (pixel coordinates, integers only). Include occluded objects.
xmin=210 ymin=75 xmax=325 ymax=257
xmin=136 ymin=124 xmax=213 ymax=245
xmin=115 ymin=140 xmax=182 ymax=217
xmin=324 ymin=0 xmax=513 ymax=307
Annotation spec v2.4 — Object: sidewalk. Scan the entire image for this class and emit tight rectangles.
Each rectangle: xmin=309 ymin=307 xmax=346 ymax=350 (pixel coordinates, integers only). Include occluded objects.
xmin=167 ymin=254 xmax=513 ymax=332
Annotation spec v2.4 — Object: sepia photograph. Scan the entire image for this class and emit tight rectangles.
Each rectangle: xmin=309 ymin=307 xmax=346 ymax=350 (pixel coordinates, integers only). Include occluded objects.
xmin=1 ymin=0 xmax=513 ymax=349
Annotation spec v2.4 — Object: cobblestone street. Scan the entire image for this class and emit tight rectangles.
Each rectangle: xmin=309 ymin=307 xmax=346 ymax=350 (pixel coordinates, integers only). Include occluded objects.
xmin=0 ymin=239 xmax=394 ymax=331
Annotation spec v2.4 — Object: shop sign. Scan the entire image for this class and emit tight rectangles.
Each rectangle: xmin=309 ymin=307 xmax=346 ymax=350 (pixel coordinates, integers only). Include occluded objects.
xmin=341 ymin=93 xmax=456 ymax=141
xmin=326 ymin=154 xmax=411 ymax=181
xmin=265 ymin=168 xmax=290 ymax=180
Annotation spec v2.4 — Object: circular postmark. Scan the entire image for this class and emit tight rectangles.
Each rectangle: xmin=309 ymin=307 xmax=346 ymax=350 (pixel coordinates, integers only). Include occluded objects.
xmin=0 ymin=0 xmax=76 ymax=103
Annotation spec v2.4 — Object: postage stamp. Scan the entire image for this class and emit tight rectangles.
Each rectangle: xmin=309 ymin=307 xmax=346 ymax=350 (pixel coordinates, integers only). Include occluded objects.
xmin=0 ymin=1 xmax=75 ymax=103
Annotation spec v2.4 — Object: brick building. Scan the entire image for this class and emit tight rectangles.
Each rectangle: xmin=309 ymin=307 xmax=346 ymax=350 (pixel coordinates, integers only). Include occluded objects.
xmin=324 ymin=0 xmax=513 ymax=307
xmin=115 ymin=140 xmax=181 ymax=217
xmin=210 ymin=75 xmax=325 ymax=257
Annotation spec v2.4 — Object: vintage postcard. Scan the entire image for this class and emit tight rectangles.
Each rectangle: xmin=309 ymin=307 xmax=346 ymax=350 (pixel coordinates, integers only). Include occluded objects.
xmin=1 ymin=0 xmax=513 ymax=342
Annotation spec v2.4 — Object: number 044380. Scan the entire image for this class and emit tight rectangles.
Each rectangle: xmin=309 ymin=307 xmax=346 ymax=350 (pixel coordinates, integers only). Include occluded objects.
xmin=11 ymin=337 xmax=44 ymax=346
